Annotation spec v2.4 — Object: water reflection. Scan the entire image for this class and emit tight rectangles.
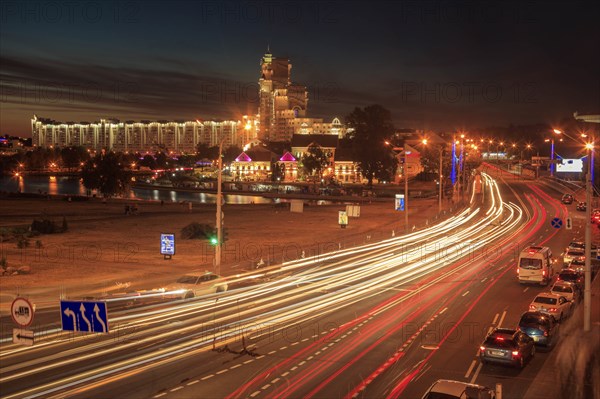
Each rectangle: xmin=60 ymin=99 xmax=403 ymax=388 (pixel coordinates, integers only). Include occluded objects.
xmin=0 ymin=176 xmax=341 ymax=205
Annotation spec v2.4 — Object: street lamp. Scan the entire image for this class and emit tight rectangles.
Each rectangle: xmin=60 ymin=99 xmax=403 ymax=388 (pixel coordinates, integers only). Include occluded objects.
xmin=386 ymin=140 xmax=409 ymax=231
xmin=423 ymin=139 xmax=444 ymax=213
xmin=215 ymin=137 xmax=226 ymax=274
xmin=556 ymin=128 xmax=594 ymax=332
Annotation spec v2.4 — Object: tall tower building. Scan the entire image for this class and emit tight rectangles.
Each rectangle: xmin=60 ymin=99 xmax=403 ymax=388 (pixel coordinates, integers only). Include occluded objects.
xmin=258 ymin=48 xmax=308 ymax=142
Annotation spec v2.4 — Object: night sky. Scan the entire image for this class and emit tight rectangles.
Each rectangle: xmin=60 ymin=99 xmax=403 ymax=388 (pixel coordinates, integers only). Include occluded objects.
xmin=1 ymin=0 xmax=599 ymax=137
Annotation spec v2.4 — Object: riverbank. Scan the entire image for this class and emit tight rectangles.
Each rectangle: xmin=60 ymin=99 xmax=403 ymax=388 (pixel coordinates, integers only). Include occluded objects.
xmin=0 ymin=193 xmax=458 ymax=310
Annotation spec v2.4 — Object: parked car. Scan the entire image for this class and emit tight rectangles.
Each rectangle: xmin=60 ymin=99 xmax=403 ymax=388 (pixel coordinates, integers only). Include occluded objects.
xmin=479 ymin=328 xmax=535 ymax=368
xmin=563 ymin=248 xmax=585 ymax=265
xmin=421 ymin=379 xmax=495 ymax=399
xmin=567 ymin=257 xmax=586 ymax=274
xmin=551 ymin=281 xmax=580 ymax=302
xmin=561 ymin=194 xmax=574 ymax=204
xmin=576 ymin=201 xmax=587 ymax=211
xmin=518 ymin=311 xmax=559 ymax=347
xmin=528 ymin=292 xmax=573 ymax=321
xmin=160 ymin=271 xmax=228 ymax=299
xmin=557 ymin=268 xmax=584 ymax=289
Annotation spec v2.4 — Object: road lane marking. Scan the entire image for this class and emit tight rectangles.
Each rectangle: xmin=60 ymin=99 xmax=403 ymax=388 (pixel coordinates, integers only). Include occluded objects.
xmin=153 ymin=394 xmax=167 ymax=398
xmin=498 ymin=310 xmax=507 ymax=327
xmin=492 ymin=313 xmax=499 ymax=324
xmin=298 ymin=361 xmax=306 ymax=366
xmin=281 ymin=371 xmax=290 ymax=377
xmin=186 ymin=380 xmax=199 ymax=386
xmin=230 ymin=364 xmax=241 ymax=369
xmin=268 ymin=350 xmax=276 ymax=355
xmin=291 ymin=342 xmax=299 ymax=346
xmin=271 ymin=378 xmax=280 ymax=384
xmin=523 ymin=287 xmax=529 ymax=292
xmin=469 ymin=362 xmax=483 ymax=384
xmin=279 ymin=346 xmax=287 ymax=350
xmin=481 ymin=277 xmax=487 ymax=283
xmin=250 ymin=391 xmax=261 ymax=397
xmin=464 ymin=360 xmax=477 ymax=378
xmin=170 ymin=386 xmax=183 ymax=392
xmin=216 ymin=369 xmax=228 ymax=375
xmin=244 ymin=359 xmax=254 ymax=364
xmin=201 ymin=374 xmax=214 ymax=380
xmin=261 ymin=384 xmax=270 ymax=390
xmin=462 ymin=291 xmax=470 ymax=297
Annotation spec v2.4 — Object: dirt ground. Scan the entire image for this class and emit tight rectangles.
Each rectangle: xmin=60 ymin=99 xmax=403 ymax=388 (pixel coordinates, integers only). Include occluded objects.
xmin=0 ymin=195 xmax=447 ymax=306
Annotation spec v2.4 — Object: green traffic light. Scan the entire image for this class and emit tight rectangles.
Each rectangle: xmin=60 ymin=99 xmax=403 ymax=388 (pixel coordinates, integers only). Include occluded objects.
xmin=210 ymin=236 xmax=218 ymax=245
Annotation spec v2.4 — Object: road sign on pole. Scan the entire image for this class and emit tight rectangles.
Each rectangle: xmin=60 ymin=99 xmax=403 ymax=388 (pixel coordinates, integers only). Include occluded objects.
xmin=551 ymin=217 xmax=563 ymax=229
xmin=395 ymin=194 xmax=405 ymax=211
xmin=11 ymin=297 xmax=34 ymax=327
xmin=13 ymin=328 xmax=34 ymax=346
xmin=566 ymin=217 xmax=572 ymax=230
xmin=60 ymin=300 xmax=109 ymax=333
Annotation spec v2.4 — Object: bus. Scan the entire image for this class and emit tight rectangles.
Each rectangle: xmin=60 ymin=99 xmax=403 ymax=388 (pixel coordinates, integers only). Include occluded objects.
xmin=517 ymin=246 xmax=556 ymax=285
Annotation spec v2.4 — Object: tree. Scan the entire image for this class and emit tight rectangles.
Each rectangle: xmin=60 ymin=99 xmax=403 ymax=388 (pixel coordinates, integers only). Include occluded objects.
xmin=81 ymin=151 xmax=132 ymax=197
xmin=345 ymin=105 xmax=397 ymax=186
xmin=61 ymin=146 xmax=89 ymax=171
xmin=223 ymin=145 xmax=242 ymax=163
xmin=300 ymin=144 xmax=330 ymax=180
xmin=140 ymin=154 xmax=157 ymax=170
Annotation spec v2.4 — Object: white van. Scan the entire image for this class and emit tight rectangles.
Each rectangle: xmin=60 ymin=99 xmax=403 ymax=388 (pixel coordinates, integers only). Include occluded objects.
xmin=518 ymin=246 xmax=555 ymax=285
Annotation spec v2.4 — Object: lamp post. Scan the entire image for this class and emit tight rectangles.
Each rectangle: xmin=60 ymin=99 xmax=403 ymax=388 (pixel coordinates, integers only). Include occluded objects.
xmin=423 ymin=139 xmax=444 ymax=213
xmin=556 ymin=128 xmax=594 ymax=332
xmin=584 ymin=141 xmax=594 ymax=332
xmin=387 ymin=140 xmax=409 ymax=231
xmin=215 ymin=138 xmax=225 ymax=274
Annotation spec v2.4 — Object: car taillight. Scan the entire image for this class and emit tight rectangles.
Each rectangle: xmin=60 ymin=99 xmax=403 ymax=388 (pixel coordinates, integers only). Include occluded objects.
xmin=529 ymin=305 xmax=536 ymax=310
xmin=549 ymin=308 xmax=557 ymax=312
xmin=517 ymin=268 xmax=520 ymax=274
xmin=543 ymin=270 xmax=546 ymax=276
xmin=480 ymin=346 xmax=485 ymax=351
xmin=544 ymin=330 xmax=549 ymax=337
xmin=512 ymin=351 xmax=520 ymax=357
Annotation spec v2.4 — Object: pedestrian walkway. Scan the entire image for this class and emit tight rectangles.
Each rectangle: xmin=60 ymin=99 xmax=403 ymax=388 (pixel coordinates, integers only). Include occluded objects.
xmin=523 ymin=275 xmax=600 ymax=399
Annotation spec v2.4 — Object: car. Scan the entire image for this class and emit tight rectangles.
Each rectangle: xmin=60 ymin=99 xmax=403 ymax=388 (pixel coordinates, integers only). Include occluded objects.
xmin=592 ymin=210 xmax=600 ymax=224
xmin=567 ymin=257 xmax=585 ymax=274
xmin=566 ymin=240 xmax=598 ymax=253
xmin=479 ymin=328 xmax=535 ymax=368
xmin=551 ymin=281 xmax=580 ymax=302
xmin=576 ymin=201 xmax=587 ymax=211
xmin=518 ymin=311 xmax=559 ymax=347
xmin=557 ymin=268 xmax=584 ymax=289
xmin=561 ymin=194 xmax=574 ymax=204
xmin=160 ymin=271 xmax=228 ymax=299
xmin=528 ymin=292 xmax=573 ymax=321
xmin=563 ymin=248 xmax=585 ymax=265
xmin=421 ymin=379 xmax=495 ymax=399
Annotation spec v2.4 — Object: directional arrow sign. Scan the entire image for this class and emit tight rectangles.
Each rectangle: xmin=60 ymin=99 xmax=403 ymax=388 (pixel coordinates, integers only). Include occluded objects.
xmin=13 ymin=328 xmax=34 ymax=346
xmin=60 ymin=300 xmax=109 ymax=333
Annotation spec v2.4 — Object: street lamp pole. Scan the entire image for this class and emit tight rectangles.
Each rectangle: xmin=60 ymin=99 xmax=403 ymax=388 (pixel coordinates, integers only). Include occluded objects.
xmin=215 ymin=139 xmax=224 ymax=274
xmin=438 ymin=146 xmax=443 ymax=213
xmin=584 ymin=141 xmax=594 ymax=332
xmin=404 ymin=150 xmax=409 ymax=231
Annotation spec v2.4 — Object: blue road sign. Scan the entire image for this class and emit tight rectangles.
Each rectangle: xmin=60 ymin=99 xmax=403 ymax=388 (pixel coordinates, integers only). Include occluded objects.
xmin=161 ymin=233 xmax=175 ymax=255
xmin=551 ymin=218 xmax=563 ymax=229
xmin=60 ymin=300 xmax=109 ymax=333
xmin=395 ymin=194 xmax=405 ymax=211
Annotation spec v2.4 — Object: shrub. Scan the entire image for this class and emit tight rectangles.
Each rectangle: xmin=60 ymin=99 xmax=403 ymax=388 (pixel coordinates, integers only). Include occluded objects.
xmin=17 ymin=236 xmax=30 ymax=249
xmin=181 ymin=223 xmax=214 ymax=240
xmin=31 ymin=219 xmax=56 ymax=234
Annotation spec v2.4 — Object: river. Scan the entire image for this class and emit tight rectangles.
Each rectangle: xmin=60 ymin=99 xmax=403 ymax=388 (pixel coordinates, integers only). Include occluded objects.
xmin=0 ymin=175 xmax=275 ymax=205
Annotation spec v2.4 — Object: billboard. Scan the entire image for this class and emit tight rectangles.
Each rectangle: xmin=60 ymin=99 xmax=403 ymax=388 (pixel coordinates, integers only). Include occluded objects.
xmin=160 ymin=233 xmax=175 ymax=256
xmin=556 ymin=159 xmax=583 ymax=173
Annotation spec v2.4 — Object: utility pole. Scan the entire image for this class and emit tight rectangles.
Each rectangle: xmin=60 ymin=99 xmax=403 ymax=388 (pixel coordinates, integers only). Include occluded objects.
xmin=215 ymin=139 xmax=224 ymax=274
xmin=438 ymin=147 xmax=443 ymax=213
xmin=584 ymin=142 xmax=593 ymax=332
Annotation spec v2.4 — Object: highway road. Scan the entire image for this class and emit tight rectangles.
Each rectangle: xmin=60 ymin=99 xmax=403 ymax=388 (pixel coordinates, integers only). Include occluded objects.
xmin=0 ymin=169 xmax=589 ymax=399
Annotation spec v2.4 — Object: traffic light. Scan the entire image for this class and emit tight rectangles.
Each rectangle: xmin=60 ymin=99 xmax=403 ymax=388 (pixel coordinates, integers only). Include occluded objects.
xmin=222 ymin=227 xmax=229 ymax=243
xmin=207 ymin=227 xmax=218 ymax=246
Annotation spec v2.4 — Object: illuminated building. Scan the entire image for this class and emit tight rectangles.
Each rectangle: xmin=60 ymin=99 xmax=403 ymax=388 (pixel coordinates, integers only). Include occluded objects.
xmin=31 ymin=115 xmax=258 ymax=153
